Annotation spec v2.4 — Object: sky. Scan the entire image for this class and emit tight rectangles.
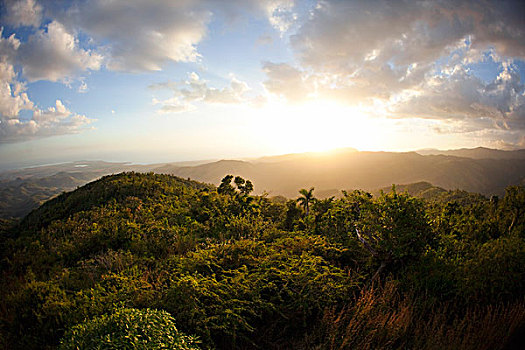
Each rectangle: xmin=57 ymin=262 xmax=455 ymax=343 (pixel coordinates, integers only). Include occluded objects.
xmin=0 ymin=0 xmax=524 ymax=170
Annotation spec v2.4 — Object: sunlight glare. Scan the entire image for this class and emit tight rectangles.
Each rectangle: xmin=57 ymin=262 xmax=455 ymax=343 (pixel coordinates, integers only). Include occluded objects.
xmin=254 ymin=100 xmax=386 ymax=153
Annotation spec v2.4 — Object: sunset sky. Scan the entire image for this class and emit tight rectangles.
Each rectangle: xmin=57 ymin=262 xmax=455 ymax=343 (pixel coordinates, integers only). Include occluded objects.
xmin=0 ymin=0 xmax=524 ymax=169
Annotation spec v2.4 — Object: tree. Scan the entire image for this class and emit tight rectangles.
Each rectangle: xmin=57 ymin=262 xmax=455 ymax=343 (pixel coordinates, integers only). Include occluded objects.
xmin=500 ymin=185 xmax=525 ymax=235
xmin=234 ymin=176 xmax=254 ymax=196
xmin=297 ymin=187 xmax=315 ymax=216
xmin=352 ymin=188 xmax=431 ymax=281
xmin=218 ymin=175 xmax=236 ymax=196
xmin=218 ymin=175 xmax=254 ymax=197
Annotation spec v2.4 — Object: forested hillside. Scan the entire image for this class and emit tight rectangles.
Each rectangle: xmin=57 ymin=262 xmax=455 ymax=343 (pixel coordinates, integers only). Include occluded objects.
xmin=1 ymin=148 xmax=524 ymax=220
xmin=0 ymin=172 xmax=523 ymax=349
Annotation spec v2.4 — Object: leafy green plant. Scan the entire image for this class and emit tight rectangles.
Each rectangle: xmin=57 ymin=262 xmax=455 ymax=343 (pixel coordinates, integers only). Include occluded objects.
xmin=59 ymin=307 xmax=199 ymax=350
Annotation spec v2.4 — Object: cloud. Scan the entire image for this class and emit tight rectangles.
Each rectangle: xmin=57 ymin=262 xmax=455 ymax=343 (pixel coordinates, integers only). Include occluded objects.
xmin=77 ymin=80 xmax=88 ymax=93
xmin=2 ymin=0 xmax=42 ymax=27
xmin=0 ymin=32 xmax=94 ymax=143
xmin=151 ymin=72 xmax=252 ymax=114
xmin=260 ymin=0 xmax=524 ymax=142
xmin=262 ymin=62 xmax=312 ymax=101
xmin=0 ymin=60 xmax=33 ymax=117
xmin=2 ymin=0 xmax=299 ymax=83
xmin=55 ymin=0 xmax=299 ymax=72
xmin=264 ymin=0 xmax=297 ymax=33
xmin=207 ymin=0 xmax=297 ymax=33
xmin=292 ymin=0 xmax=525 ymax=71
xmin=57 ymin=0 xmax=211 ymax=72
xmin=0 ymin=99 xmax=95 ymax=143
xmin=18 ymin=21 xmax=103 ymax=82
xmin=0 ymin=32 xmax=32 ymax=118
xmin=390 ymin=62 xmax=525 ymax=131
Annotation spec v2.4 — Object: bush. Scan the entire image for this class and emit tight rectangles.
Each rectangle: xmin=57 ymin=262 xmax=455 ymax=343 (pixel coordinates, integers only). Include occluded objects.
xmin=59 ymin=307 xmax=199 ymax=350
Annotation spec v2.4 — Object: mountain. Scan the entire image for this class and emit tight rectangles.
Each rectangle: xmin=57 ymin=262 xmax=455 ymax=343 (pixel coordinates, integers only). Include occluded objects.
xmin=0 ymin=148 xmax=524 ymax=219
xmin=416 ymin=147 xmax=525 ymax=159
xmin=160 ymin=150 xmax=525 ymax=198
xmin=0 ymin=171 xmax=100 ymax=218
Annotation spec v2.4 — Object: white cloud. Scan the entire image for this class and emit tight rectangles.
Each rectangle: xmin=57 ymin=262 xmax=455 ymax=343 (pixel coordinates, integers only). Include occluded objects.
xmin=0 ymin=28 xmax=20 ymax=61
xmin=260 ymin=0 xmax=525 ymax=142
xmin=0 ymin=32 xmax=32 ymax=118
xmin=264 ymin=0 xmax=297 ymax=33
xmin=0 ymin=30 xmax=95 ymax=143
xmin=390 ymin=62 xmax=525 ymax=131
xmin=151 ymin=72 xmax=252 ymax=114
xmin=18 ymin=21 xmax=103 ymax=82
xmin=0 ymin=60 xmax=33 ymax=117
xmin=2 ymin=0 xmax=300 ymax=83
xmin=0 ymin=99 xmax=95 ymax=143
xmin=53 ymin=0 xmax=299 ymax=72
xmin=77 ymin=80 xmax=88 ymax=93
xmin=2 ymin=0 xmax=42 ymax=27
xmin=58 ymin=0 xmax=210 ymax=72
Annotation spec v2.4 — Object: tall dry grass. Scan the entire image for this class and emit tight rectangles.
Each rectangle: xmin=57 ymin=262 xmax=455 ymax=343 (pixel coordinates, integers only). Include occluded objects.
xmin=319 ymin=282 xmax=525 ymax=350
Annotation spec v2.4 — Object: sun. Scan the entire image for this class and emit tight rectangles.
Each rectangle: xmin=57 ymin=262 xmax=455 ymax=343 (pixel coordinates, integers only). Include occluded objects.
xmin=254 ymin=99 xmax=382 ymax=154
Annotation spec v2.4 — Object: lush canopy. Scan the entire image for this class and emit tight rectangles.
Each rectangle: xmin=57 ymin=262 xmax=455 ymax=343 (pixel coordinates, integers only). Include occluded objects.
xmin=0 ymin=173 xmax=523 ymax=349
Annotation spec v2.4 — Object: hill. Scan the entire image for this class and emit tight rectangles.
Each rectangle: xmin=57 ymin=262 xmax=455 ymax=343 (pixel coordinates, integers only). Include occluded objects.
xmin=374 ymin=182 xmax=448 ymax=199
xmin=0 ymin=161 xmax=169 ymax=219
xmin=160 ymin=150 xmax=525 ymax=197
xmin=1 ymin=148 xmax=524 ymax=219
xmin=416 ymin=147 xmax=525 ymax=159
xmin=0 ymin=171 xmax=100 ymax=218
xmin=0 ymin=172 xmax=523 ymax=349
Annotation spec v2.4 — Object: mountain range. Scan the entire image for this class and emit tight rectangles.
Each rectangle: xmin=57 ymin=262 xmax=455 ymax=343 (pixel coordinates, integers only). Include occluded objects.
xmin=1 ymin=147 xmax=524 ymax=218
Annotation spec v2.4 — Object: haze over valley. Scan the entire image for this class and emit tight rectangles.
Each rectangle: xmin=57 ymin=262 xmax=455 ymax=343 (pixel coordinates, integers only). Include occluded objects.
xmin=1 ymin=147 xmax=524 ymax=219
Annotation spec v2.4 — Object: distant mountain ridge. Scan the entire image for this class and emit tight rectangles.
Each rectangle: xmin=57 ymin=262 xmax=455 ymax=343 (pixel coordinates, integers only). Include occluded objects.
xmin=159 ymin=150 xmax=525 ymax=197
xmin=416 ymin=147 xmax=525 ymax=160
xmin=0 ymin=147 xmax=524 ymax=218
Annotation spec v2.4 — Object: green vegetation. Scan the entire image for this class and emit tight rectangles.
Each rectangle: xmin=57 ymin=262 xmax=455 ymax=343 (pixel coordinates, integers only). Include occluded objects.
xmin=0 ymin=172 xmax=523 ymax=349
xmin=59 ymin=308 xmax=199 ymax=350
xmin=0 ymin=171 xmax=98 ymax=218
xmin=1 ymin=148 xmax=524 ymax=220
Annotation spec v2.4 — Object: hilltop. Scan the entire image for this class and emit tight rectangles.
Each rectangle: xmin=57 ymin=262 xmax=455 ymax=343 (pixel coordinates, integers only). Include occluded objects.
xmin=0 ymin=172 xmax=523 ymax=349
xmin=1 ymin=147 xmax=524 ymax=218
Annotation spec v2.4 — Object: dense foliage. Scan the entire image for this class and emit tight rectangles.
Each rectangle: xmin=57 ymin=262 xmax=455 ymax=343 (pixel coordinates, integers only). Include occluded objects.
xmin=59 ymin=308 xmax=199 ymax=350
xmin=0 ymin=172 xmax=523 ymax=349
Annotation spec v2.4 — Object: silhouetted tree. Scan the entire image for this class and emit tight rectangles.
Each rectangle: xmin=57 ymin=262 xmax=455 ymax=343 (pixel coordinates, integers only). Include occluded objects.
xmin=234 ymin=176 xmax=254 ymax=196
xmin=218 ymin=175 xmax=235 ymax=196
xmin=297 ymin=187 xmax=315 ymax=216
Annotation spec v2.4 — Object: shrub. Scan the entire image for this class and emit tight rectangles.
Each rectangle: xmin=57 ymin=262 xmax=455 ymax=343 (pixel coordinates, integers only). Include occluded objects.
xmin=59 ymin=307 xmax=199 ymax=350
